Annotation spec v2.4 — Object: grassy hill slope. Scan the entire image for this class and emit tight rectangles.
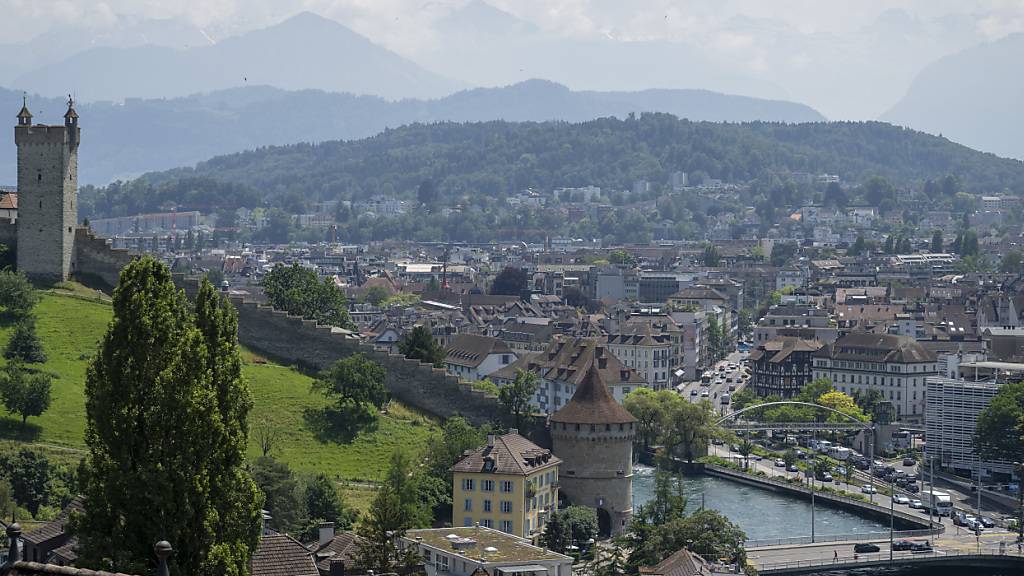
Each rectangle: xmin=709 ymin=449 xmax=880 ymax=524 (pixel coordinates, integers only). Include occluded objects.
xmin=0 ymin=292 xmax=437 ymax=483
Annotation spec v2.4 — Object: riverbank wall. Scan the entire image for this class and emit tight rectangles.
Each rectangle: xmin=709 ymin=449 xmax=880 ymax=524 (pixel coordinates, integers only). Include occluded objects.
xmin=704 ymin=464 xmax=938 ymax=533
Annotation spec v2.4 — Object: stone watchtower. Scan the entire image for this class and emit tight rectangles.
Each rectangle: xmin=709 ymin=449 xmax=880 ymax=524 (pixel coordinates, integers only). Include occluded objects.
xmin=550 ymin=362 xmax=637 ymax=536
xmin=15 ymin=96 xmax=80 ymax=283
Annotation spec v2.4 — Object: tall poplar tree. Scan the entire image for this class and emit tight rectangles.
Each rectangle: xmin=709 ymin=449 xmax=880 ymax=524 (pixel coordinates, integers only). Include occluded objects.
xmin=75 ymin=257 xmax=263 ymax=576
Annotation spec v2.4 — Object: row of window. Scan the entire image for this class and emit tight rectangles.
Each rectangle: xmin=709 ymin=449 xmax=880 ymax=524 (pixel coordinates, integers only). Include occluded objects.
xmin=461 ymin=479 xmax=515 ymax=492
xmin=462 ymin=518 xmax=514 ymax=533
xmin=464 ymin=499 xmax=514 ymax=513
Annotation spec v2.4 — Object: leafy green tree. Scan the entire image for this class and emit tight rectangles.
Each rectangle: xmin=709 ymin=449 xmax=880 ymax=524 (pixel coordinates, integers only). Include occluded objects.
xmin=541 ymin=507 xmax=571 ymax=553
xmin=975 ymin=381 xmax=1024 ymax=464
xmin=490 ymin=266 xmax=529 ymax=296
xmin=662 ymin=397 xmax=717 ymax=463
xmin=852 ymin=388 xmax=884 ymax=417
xmin=848 ymin=235 xmax=866 ymax=256
xmin=730 ymin=389 xmax=758 ymax=411
xmin=253 ymin=208 xmax=292 ymax=244
xmin=4 ymin=317 xmax=46 ymax=363
xmin=417 ymin=179 xmax=438 ymax=206
xmin=314 ymin=353 xmax=389 ymax=421
xmin=0 ymin=271 xmax=38 ymax=319
xmin=0 ymin=362 xmax=53 ymax=426
xmin=737 ymin=439 xmax=755 ymax=470
xmin=305 ymin=473 xmax=355 ymax=530
xmin=1000 ymin=249 xmax=1023 ymax=274
xmin=75 ymin=259 xmax=263 ymax=576
xmin=251 ymin=456 xmax=306 ymax=534
xmin=812 ymin=458 xmax=832 ymax=481
xmin=623 ymin=388 xmax=664 ymax=452
xmin=960 ymin=229 xmax=980 ymax=257
xmin=702 ymin=244 xmax=720 ymax=267
xmin=364 ymin=285 xmax=390 ymax=307
xmin=796 ymin=378 xmax=834 ymax=404
xmin=425 ymin=416 xmax=488 ymax=482
xmin=356 ymin=450 xmax=431 ymax=572
xmin=398 ymin=325 xmax=446 ymax=366
xmin=261 ymin=263 xmax=353 ymax=328
xmin=607 ymin=250 xmax=637 ymax=267
xmin=498 ymin=369 xmax=540 ymax=430
xmin=643 ymin=470 xmax=688 ymax=525
xmin=931 ymin=230 xmax=944 ymax=253
xmin=7 ymin=448 xmax=51 ymax=515
xmin=560 ymin=506 xmax=599 ymax=546
xmin=782 ymin=449 xmax=798 ymax=468
xmin=817 ymin=390 xmax=869 ymax=423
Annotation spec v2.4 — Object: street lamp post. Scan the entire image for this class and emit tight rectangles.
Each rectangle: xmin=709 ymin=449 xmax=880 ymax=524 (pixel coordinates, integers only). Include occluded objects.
xmin=811 ymin=478 xmax=816 ymax=544
xmin=868 ymin=428 xmax=875 ymax=504
xmin=1015 ymin=461 xmax=1023 ymax=544
xmin=889 ymin=477 xmax=895 ymax=563
xmin=928 ymin=456 xmax=935 ymax=530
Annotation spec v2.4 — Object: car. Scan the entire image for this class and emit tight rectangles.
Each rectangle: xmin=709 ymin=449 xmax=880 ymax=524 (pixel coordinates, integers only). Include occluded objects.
xmin=862 ymin=484 xmax=877 ymax=494
xmin=853 ymin=543 xmax=880 ymax=554
xmin=701 ymin=389 xmax=710 ymax=397
xmin=774 ymin=459 xmax=786 ymax=467
xmin=891 ymin=539 xmax=914 ymax=551
xmin=751 ymin=454 xmax=762 ymax=461
xmin=903 ymin=457 xmax=916 ymax=466
xmin=908 ymin=499 xmax=924 ymax=509
xmin=728 ymin=384 xmax=736 ymax=391
xmin=820 ymin=473 xmax=834 ymax=483
xmin=893 ymin=494 xmax=910 ymax=505
xmin=979 ymin=517 xmax=996 ymax=528
xmin=905 ymin=483 xmax=920 ymax=493
xmin=711 ymin=438 xmax=724 ymax=445
xmin=787 ymin=464 xmax=799 ymax=472
xmin=690 ymin=389 xmax=698 ymax=396
xmin=835 ymin=466 xmax=847 ymax=476
xmin=910 ymin=541 xmax=933 ymax=552
xmin=796 ymin=450 xmax=807 ymax=460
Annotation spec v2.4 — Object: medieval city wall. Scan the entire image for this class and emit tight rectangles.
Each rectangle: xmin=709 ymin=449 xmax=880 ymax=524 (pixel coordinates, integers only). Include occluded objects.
xmin=0 ymin=220 xmax=16 ymax=248
xmin=173 ymin=275 xmax=505 ymax=426
xmin=74 ymin=227 xmax=134 ymax=289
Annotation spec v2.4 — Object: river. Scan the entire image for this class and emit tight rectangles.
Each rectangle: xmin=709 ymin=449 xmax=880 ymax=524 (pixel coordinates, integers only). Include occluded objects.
xmin=632 ymin=464 xmax=890 ymax=543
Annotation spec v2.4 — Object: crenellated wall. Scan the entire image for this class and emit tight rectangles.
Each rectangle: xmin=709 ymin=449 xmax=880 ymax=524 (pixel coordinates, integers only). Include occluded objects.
xmin=73 ymin=227 xmax=135 ymax=289
xmin=173 ymin=274 xmax=506 ymax=426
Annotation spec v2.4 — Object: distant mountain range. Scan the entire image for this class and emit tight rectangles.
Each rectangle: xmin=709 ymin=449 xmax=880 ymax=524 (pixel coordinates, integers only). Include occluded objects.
xmin=9 ymin=12 xmax=463 ymax=103
xmin=0 ymin=80 xmax=824 ymax=185
xmin=882 ymin=33 xmax=1024 ymax=161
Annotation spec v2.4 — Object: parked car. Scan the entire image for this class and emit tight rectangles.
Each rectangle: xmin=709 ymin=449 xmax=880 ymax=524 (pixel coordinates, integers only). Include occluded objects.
xmin=711 ymin=438 xmax=724 ymax=445
xmin=953 ymin=512 xmax=970 ymax=526
xmin=980 ymin=517 xmax=996 ymax=528
xmin=903 ymin=457 xmax=916 ymax=466
xmin=893 ymin=494 xmax=910 ymax=505
xmin=909 ymin=499 xmax=924 ymax=509
xmin=835 ymin=466 xmax=847 ymax=477
xmin=905 ymin=483 xmax=920 ymax=493
xmin=774 ymin=459 xmax=786 ymax=467
xmin=862 ymin=484 xmax=877 ymax=494
xmin=853 ymin=543 xmax=880 ymax=553
xmin=965 ymin=517 xmax=982 ymax=531
xmin=891 ymin=540 xmax=914 ymax=551
xmin=787 ymin=464 xmax=799 ymax=472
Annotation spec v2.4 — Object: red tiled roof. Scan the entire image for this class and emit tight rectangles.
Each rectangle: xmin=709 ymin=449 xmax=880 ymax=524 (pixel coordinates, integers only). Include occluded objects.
xmin=251 ymin=534 xmax=318 ymax=576
xmin=550 ymin=364 xmax=637 ymax=425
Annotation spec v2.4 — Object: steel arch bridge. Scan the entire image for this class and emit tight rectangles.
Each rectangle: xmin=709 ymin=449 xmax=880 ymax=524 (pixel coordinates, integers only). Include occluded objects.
xmin=716 ymin=401 xmax=873 ymax=433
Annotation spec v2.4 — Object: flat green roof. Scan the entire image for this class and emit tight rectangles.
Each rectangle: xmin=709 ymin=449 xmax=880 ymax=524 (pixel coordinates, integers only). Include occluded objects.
xmin=405 ymin=527 xmax=571 ymax=564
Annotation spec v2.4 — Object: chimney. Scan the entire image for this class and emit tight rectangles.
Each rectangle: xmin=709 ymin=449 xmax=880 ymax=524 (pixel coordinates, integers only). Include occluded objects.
xmin=319 ymin=522 xmax=335 ymax=548
xmin=487 ymin=434 xmax=496 ymax=447
xmin=329 ymin=559 xmax=346 ymax=576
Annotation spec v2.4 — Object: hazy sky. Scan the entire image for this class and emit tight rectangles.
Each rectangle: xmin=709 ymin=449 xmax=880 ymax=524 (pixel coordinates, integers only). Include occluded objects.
xmin=2 ymin=0 xmax=1023 ymax=118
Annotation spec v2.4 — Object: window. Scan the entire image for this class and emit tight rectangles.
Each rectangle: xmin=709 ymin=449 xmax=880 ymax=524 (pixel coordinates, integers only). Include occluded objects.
xmin=464 ymin=499 xmax=472 ymax=511
xmin=484 ymin=500 xmax=492 ymax=512
xmin=482 ymin=480 xmax=494 ymax=492
xmin=500 ymin=480 xmax=514 ymax=493
xmin=501 ymin=501 xmax=513 ymax=513
xmin=500 ymin=520 xmax=513 ymax=533
xmin=481 ymin=519 xmax=493 ymax=528
xmin=464 ymin=517 xmax=473 ymax=527
xmin=462 ymin=478 xmax=475 ymax=491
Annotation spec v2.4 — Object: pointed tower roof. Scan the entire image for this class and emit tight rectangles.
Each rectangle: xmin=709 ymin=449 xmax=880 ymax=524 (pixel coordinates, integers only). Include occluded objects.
xmin=550 ymin=362 xmax=637 ymax=425
xmin=64 ymin=95 xmax=78 ymax=119
xmin=17 ymin=95 xmax=32 ymax=122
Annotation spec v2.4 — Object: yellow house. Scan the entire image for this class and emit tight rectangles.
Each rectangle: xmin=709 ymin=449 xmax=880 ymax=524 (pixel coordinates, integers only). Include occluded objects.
xmin=451 ymin=429 xmax=560 ymax=540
